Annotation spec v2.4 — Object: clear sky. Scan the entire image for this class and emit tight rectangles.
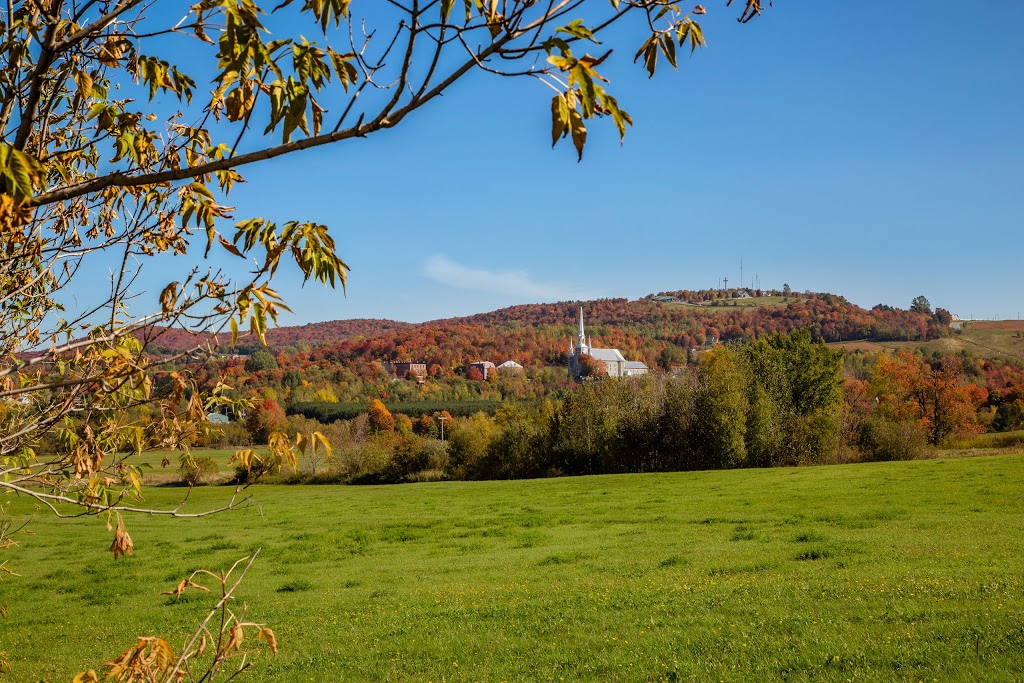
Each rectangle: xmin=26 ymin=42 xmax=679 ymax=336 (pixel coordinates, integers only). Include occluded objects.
xmin=151 ymin=1 xmax=1024 ymax=324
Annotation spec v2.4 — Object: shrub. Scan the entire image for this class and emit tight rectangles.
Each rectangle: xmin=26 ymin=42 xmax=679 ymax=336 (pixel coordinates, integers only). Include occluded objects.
xmin=208 ymin=422 xmax=251 ymax=448
xmin=858 ymin=417 xmax=929 ymax=461
xmin=233 ymin=457 xmax=278 ymax=484
xmin=178 ymin=456 xmax=219 ymax=486
xmin=405 ymin=468 xmax=447 ymax=483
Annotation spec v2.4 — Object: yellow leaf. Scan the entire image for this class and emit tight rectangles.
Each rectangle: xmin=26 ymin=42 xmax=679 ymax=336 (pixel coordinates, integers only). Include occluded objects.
xmin=569 ymin=109 xmax=587 ymax=161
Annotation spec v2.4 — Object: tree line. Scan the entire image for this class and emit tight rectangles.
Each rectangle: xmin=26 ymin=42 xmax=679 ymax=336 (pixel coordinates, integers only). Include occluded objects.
xmin=217 ymin=331 xmax=1012 ymax=486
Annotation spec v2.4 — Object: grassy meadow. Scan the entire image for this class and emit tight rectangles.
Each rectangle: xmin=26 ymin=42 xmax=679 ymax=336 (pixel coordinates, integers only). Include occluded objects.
xmin=829 ymin=322 xmax=1024 ymax=363
xmin=130 ymin=448 xmax=238 ymax=471
xmin=2 ymin=455 xmax=1024 ymax=681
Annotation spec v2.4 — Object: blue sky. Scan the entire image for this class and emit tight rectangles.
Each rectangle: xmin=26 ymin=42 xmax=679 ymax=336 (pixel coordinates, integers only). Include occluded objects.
xmin=144 ymin=1 xmax=1023 ymax=324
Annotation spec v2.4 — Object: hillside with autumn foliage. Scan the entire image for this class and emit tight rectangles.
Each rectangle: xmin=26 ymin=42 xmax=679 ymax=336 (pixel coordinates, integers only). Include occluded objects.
xmin=139 ymin=318 xmax=415 ymax=354
xmin=149 ymin=290 xmax=988 ymax=411
xmin=155 ymin=291 xmax=953 ymax=369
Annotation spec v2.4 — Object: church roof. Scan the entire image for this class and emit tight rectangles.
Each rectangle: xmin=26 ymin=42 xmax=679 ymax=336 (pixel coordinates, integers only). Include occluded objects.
xmin=588 ymin=348 xmax=626 ymax=362
xmin=624 ymin=361 xmax=649 ymax=370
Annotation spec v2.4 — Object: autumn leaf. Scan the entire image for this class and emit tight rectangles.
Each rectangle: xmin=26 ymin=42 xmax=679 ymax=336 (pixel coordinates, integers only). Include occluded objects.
xmin=108 ymin=517 xmax=134 ymax=560
xmin=258 ymin=627 xmax=279 ymax=655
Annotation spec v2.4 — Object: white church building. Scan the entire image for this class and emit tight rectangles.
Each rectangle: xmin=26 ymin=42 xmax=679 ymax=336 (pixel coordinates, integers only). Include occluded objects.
xmin=568 ymin=308 xmax=649 ymax=379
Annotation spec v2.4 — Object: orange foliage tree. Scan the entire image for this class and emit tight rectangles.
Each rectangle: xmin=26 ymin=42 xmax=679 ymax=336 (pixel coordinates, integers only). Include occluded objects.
xmin=870 ymin=352 xmax=985 ymax=445
xmin=367 ymin=399 xmax=395 ymax=433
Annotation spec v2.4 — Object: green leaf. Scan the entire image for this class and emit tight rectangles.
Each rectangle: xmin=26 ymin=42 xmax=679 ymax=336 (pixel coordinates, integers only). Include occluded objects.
xmin=556 ymin=19 xmax=600 ymax=44
xmin=0 ymin=145 xmax=42 ymax=202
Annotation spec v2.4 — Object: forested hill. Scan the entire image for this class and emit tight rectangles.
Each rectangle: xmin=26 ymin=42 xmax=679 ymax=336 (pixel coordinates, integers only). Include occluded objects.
xmin=299 ymin=294 xmax=950 ymax=372
xmin=433 ymin=294 xmax=948 ymax=342
xmin=155 ymin=291 xmax=952 ymax=373
xmin=143 ymin=318 xmax=414 ymax=354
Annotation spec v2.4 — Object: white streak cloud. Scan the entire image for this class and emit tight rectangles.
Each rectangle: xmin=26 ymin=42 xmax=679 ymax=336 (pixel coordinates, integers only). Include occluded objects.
xmin=423 ymin=254 xmax=594 ymax=301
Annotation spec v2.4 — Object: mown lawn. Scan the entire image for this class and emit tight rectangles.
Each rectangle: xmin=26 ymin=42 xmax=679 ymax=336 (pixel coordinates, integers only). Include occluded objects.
xmin=2 ymin=455 xmax=1023 ymax=681
xmin=130 ymin=448 xmax=238 ymax=472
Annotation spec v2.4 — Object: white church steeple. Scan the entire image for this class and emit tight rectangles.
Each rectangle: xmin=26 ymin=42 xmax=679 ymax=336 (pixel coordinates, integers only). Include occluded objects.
xmin=577 ymin=307 xmax=588 ymax=354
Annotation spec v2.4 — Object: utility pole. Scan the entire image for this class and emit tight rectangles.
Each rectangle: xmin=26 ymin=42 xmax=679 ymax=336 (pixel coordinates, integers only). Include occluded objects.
xmin=438 ymin=414 xmax=448 ymax=442
xmin=723 ymin=276 xmax=729 ymax=290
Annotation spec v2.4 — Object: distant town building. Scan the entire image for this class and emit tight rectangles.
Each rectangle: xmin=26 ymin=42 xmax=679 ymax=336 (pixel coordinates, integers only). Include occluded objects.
xmin=623 ymin=361 xmax=649 ymax=377
xmin=207 ymin=413 xmax=230 ymax=425
xmin=385 ymin=361 xmax=427 ymax=382
xmin=468 ymin=361 xmax=497 ymax=380
xmin=497 ymin=360 xmax=524 ymax=371
xmin=567 ymin=308 xmax=649 ymax=379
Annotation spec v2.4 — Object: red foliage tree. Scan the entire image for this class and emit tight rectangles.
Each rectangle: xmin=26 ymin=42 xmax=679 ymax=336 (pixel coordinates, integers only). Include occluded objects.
xmin=245 ymin=399 xmax=286 ymax=444
xmin=578 ymin=353 xmax=607 ymax=379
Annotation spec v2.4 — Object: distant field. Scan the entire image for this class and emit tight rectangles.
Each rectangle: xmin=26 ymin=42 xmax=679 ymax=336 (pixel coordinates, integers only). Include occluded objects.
xmin=3 ymin=455 xmax=1024 ymax=681
xmin=830 ymin=322 xmax=1024 ymax=361
xmin=968 ymin=320 xmax=1024 ymax=332
xmin=827 ymin=340 xmax=891 ymax=353
xmin=944 ymin=430 xmax=1024 ymax=451
xmin=127 ymin=448 xmax=238 ymax=484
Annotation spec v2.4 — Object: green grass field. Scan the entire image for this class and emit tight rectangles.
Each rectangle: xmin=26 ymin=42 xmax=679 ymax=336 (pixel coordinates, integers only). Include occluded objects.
xmin=3 ymin=455 xmax=1024 ymax=681
xmin=131 ymin=448 xmax=238 ymax=468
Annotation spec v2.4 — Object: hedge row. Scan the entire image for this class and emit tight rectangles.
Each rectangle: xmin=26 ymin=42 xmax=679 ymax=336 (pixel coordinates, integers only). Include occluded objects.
xmin=288 ymin=399 xmax=510 ymax=423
